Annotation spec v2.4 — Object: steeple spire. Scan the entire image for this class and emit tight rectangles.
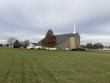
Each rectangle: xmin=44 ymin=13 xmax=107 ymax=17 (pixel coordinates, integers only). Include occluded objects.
xmin=73 ymin=18 xmax=77 ymax=34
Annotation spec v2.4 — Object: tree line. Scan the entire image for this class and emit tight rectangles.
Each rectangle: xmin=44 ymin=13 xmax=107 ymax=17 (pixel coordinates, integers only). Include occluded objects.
xmin=82 ymin=43 xmax=104 ymax=49
xmin=0 ymin=29 xmax=57 ymax=49
xmin=5 ymin=37 xmax=30 ymax=48
xmin=7 ymin=37 xmax=30 ymax=48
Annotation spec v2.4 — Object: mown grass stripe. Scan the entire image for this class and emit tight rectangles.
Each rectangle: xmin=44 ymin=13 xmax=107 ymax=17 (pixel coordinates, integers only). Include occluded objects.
xmin=3 ymin=55 xmax=15 ymax=83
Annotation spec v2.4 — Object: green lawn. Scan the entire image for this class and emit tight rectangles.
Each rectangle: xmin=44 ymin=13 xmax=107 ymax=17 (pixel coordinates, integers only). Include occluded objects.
xmin=0 ymin=48 xmax=110 ymax=83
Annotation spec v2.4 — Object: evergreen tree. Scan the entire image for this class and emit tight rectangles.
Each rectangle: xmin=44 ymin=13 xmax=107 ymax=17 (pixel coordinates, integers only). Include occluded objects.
xmin=41 ymin=29 xmax=56 ymax=48
xmin=13 ymin=40 xmax=21 ymax=48
xmin=0 ymin=44 xmax=3 ymax=47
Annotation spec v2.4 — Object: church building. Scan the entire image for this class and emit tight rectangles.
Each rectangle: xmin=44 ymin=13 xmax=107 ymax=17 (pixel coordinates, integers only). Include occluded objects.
xmin=37 ymin=23 xmax=81 ymax=50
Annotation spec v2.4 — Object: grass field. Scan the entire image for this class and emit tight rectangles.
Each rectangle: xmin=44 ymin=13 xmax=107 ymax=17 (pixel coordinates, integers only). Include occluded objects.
xmin=0 ymin=48 xmax=110 ymax=83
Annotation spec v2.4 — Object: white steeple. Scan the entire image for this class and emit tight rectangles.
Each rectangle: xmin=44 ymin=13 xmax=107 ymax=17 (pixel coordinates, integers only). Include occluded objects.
xmin=73 ymin=19 xmax=77 ymax=34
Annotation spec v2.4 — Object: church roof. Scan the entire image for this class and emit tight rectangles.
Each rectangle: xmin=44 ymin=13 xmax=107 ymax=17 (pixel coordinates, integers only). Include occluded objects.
xmin=32 ymin=43 xmax=38 ymax=46
xmin=37 ymin=33 xmax=80 ymax=46
xmin=56 ymin=33 xmax=80 ymax=45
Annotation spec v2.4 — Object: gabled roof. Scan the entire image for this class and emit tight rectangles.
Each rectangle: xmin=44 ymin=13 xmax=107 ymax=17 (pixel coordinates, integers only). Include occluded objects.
xmin=55 ymin=33 xmax=80 ymax=45
xmin=31 ymin=43 xmax=38 ymax=46
xmin=37 ymin=33 xmax=80 ymax=46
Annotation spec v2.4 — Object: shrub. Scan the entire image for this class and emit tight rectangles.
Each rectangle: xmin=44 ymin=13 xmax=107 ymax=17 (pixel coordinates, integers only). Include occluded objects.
xmin=71 ymin=48 xmax=86 ymax=51
xmin=37 ymin=48 xmax=41 ymax=50
xmin=30 ymin=48 xmax=35 ymax=50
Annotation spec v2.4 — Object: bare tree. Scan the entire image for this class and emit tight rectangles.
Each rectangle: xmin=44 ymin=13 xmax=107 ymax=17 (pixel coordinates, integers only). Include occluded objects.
xmin=7 ymin=37 xmax=17 ymax=47
xmin=22 ymin=40 xmax=30 ymax=48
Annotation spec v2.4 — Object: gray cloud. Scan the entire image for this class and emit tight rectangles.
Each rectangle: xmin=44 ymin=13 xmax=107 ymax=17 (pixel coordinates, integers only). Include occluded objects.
xmin=0 ymin=0 xmax=110 ymax=45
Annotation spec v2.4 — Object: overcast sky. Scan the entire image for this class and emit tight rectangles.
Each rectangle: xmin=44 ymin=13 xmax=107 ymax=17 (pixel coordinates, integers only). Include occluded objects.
xmin=0 ymin=0 xmax=110 ymax=45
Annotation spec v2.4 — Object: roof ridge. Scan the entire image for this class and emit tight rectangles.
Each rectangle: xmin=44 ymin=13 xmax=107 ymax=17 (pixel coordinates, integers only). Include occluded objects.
xmin=55 ymin=33 xmax=73 ymax=36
